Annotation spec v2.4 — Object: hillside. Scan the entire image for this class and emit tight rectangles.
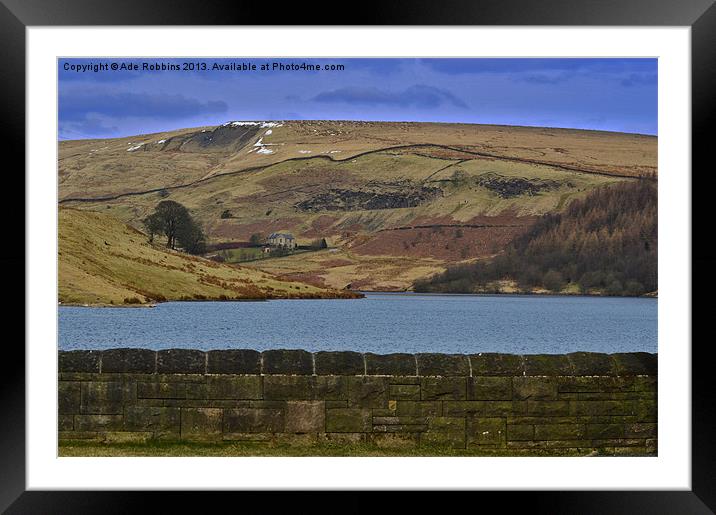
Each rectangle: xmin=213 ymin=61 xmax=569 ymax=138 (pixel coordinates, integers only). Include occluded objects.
xmin=414 ymin=180 xmax=657 ymax=296
xmin=59 ymin=121 xmax=657 ymax=291
xmin=58 ymin=208 xmax=359 ymax=305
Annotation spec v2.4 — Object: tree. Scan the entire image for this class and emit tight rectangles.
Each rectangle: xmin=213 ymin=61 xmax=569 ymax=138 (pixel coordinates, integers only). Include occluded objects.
xmin=142 ymin=213 xmax=163 ymax=243
xmin=176 ymin=216 xmax=206 ymax=255
xmin=249 ymin=233 xmax=264 ymax=246
xmin=542 ymin=270 xmax=565 ymax=292
xmin=143 ymin=200 xmax=206 ymax=254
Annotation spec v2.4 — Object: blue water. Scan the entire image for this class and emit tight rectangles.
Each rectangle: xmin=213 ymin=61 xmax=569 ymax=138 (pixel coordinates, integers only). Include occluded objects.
xmin=58 ymin=293 xmax=657 ymax=354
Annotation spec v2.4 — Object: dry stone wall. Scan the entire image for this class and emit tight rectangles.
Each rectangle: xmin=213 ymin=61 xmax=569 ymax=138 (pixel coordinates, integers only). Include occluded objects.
xmin=58 ymin=349 xmax=657 ymax=455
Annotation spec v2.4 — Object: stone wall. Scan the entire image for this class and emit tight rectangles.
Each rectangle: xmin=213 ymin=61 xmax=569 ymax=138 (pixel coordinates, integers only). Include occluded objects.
xmin=58 ymin=349 xmax=657 ymax=455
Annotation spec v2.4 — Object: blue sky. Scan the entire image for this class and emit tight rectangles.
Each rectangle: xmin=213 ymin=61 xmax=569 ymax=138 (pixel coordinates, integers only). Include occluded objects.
xmin=58 ymin=58 xmax=657 ymax=140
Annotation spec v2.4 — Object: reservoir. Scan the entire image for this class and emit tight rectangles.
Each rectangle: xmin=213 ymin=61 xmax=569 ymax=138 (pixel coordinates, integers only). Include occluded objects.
xmin=58 ymin=293 xmax=657 ymax=354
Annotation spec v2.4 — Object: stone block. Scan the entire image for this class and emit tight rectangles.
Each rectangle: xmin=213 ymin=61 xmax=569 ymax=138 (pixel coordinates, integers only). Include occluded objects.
xmin=513 ymin=377 xmax=558 ymax=400
xmin=325 ymin=408 xmax=371 ymax=432
xmin=364 ymin=353 xmax=416 ymax=376
xmin=634 ymin=376 xmax=657 ymax=393
xmin=611 ymin=353 xmax=657 ymax=376
xmin=625 ymin=422 xmax=657 ymax=438
xmin=58 ymin=382 xmax=81 ymax=414
xmin=223 ymin=408 xmax=285 ymax=433
xmin=373 ymin=416 xmax=427 ymax=426
xmin=567 ymin=352 xmax=616 ymax=376
xmin=389 ymin=384 xmax=421 ymax=400
xmin=180 ymin=408 xmax=223 ymax=440
xmin=557 ymin=376 xmax=635 ymax=393
xmin=203 ymin=376 xmax=262 ymax=400
xmin=443 ymin=401 xmax=486 ymax=417
xmin=58 ymin=414 xmax=74 ymax=431
xmin=74 ymin=414 xmax=124 ymax=431
xmin=416 ymin=353 xmax=469 ymax=377
xmin=207 ymin=349 xmax=261 ymax=374
xmin=123 ymin=406 xmax=181 ymax=435
xmin=467 ymin=417 xmax=505 ymax=446
xmin=137 ymin=382 xmax=187 ymax=399
xmin=469 ymin=353 xmax=523 ymax=376
xmin=523 ymin=354 xmax=574 ymax=376
xmin=315 ymin=376 xmax=349 ymax=400
xmin=427 ymin=417 xmax=465 ymax=432
xmin=373 ymin=424 xmax=427 ymax=433
xmin=389 ymin=376 xmax=421 ymax=385
xmin=80 ymin=381 xmax=136 ymax=414
xmin=396 ymin=401 xmax=442 ymax=417
xmin=348 ymin=377 xmax=389 ymax=408
xmin=263 ymin=376 xmax=316 ymax=400
xmin=526 ymin=401 xmax=570 ymax=416
xmin=284 ymin=401 xmax=325 ymax=433
xmin=314 ymin=351 xmax=364 ymax=375
xmin=586 ymin=423 xmax=625 ymax=439
xmin=157 ymin=349 xmax=205 ymax=374
xmin=468 ymin=376 xmax=512 ymax=400
xmin=534 ymin=424 xmax=586 ymax=440
xmin=261 ymin=349 xmax=313 ymax=375
xmin=420 ymin=377 xmax=466 ymax=400
xmin=101 ymin=348 xmax=156 ymax=374
xmin=570 ymin=400 xmax=637 ymax=417
xmin=507 ymin=424 xmax=534 ymax=441
xmin=59 ymin=350 xmax=101 ymax=373
xmin=635 ymin=400 xmax=657 ymax=422
xmin=482 ymin=401 xmax=528 ymax=416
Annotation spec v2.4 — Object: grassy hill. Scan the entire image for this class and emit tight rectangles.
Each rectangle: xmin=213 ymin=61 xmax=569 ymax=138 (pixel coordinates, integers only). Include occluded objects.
xmin=58 ymin=208 xmax=358 ymax=305
xmin=59 ymin=121 xmax=657 ymax=291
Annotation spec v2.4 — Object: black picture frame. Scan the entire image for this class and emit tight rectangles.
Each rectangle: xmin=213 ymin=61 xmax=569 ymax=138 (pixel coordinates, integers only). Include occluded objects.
xmin=3 ymin=0 xmax=714 ymax=512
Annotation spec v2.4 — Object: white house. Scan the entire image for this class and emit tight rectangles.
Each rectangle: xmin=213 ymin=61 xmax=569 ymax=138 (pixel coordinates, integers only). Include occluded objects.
xmin=267 ymin=232 xmax=297 ymax=249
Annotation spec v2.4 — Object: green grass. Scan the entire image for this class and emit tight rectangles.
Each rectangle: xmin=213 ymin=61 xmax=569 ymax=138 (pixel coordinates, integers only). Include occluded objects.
xmin=58 ymin=440 xmax=607 ymax=457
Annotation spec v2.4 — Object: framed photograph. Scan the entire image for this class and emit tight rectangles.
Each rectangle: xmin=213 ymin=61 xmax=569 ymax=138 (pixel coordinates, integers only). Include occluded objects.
xmin=5 ymin=0 xmax=714 ymax=511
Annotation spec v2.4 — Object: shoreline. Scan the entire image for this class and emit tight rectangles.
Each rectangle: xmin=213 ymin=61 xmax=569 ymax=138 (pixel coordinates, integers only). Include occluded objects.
xmin=59 ymin=289 xmax=656 ymax=308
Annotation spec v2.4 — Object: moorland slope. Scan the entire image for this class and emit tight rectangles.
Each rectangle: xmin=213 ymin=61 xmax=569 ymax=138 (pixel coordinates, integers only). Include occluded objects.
xmin=59 ymin=121 xmax=657 ymax=290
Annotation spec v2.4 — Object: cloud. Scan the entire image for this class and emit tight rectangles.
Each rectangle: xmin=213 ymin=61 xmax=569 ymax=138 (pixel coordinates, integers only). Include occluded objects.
xmin=420 ymin=58 xmax=657 ymax=76
xmin=312 ymin=85 xmax=467 ymax=109
xmin=59 ymin=91 xmax=228 ymax=121
xmin=620 ymin=73 xmax=658 ymax=87
xmin=59 ymin=116 xmax=119 ymax=140
xmin=517 ymin=73 xmax=571 ymax=85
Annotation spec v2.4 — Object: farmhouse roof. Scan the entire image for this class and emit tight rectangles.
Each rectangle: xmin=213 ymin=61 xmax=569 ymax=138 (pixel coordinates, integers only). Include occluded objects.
xmin=268 ymin=232 xmax=295 ymax=240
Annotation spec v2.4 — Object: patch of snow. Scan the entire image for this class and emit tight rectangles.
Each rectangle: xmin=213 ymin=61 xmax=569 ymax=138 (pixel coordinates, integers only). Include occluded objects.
xmin=254 ymin=138 xmax=264 ymax=147
xmin=157 ymin=139 xmax=166 ymax=144
xmin=298 ymin=150 xmax=312 ymax=154
xmin=329 ymin=150 xmax=342 ymax=154
xmin=264 ymin=129 xmax=272 ymax=136
xmin=127 ymin=143 xmax=144 ymax=152
xmin=223 ymin=121 xmax=284 ymax=128
xmin=256 ymin=147 xmax=274 ymax=154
